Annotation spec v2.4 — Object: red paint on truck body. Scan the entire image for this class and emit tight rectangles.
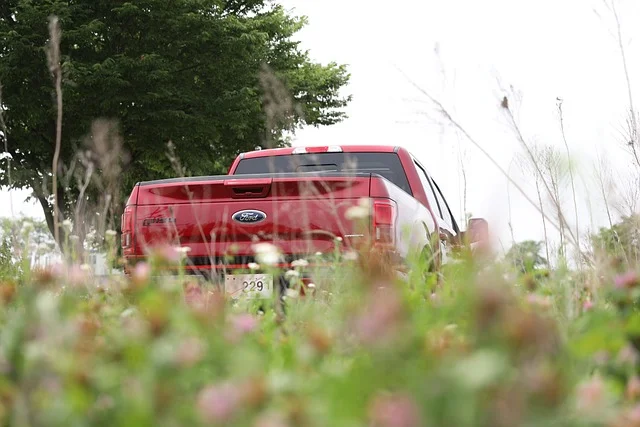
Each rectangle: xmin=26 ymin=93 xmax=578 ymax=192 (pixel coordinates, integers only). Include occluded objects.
xmin=122 ymin=145 xmax=454 ymax=275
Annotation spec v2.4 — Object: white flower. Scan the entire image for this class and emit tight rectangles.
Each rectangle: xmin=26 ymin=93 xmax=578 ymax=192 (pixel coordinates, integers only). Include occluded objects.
xmin=307 ymin=283 xmax=316 ymax=289
xmin=315 ymin=252 xmax=323 ymax=257
xmin=285 ymin=270 xmax=300 ymax=279
xmin=285 ymin=289 xmax=299 ymax=299
xmin=62 ymin=220 xmax=72 ymax=231
xmin=335 ymin=237 xmax=343 ymax=243
xmin=345 ymin=197 xmax=372 ymax=220
xmin=105 ymin=229 xmax=117 ymax=237
xmin=175 ymin=246 xmax=192 ymax=255
xmin=343 ymin=250 xmax=358 ymax=261
xmin=69 ymin=234 xmax=80 ymax=242
xmin=252 ymin=242 xmax=281 ymax=266
xmin=248 ymin=262 xmax=260 ymax=271
xmin=291 ymin=259 xmax=309 ymax=268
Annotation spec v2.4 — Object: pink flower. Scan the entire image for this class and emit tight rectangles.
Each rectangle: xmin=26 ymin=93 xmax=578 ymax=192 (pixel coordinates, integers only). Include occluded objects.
xmin=624 ymin=404 xmax=640 ymax=423
xmin=617 ymin=344 xmax=640 ymax=366
xmin=576 ymin=376 xmax=605 ymax=412
xmin=582 ymin=300 xmax=594 ymax=311
xmin=231 ymin=314 xmax=259 ymax=334
xmin=185 ymin=283 xmax=204 ymax=308
xmin=627 ymin=375 xmax=640 ymax=400
xmin=175 ymin=337 xmax=205 ymax=368
xmin=67 ymin=264 xmax=89 ymax=287
xmin=197 ymin=382 xmax=241 ymax=423
xmin=224 ymin=314 xmax=259 ymax=343
xmin=527 ymin=294 xmax=552 ymax=308
xmin=151 ymin=244 xmax=181 ymax=264
xmin=131 ymin=262 xmax=151 ymax=286
xmin=369 ymin=393 xmax=420 ymax=427
xmin=354 ymin=287 xmax=404 ymax=346
xmin=615 ymin=271 xmax=639 ymax=289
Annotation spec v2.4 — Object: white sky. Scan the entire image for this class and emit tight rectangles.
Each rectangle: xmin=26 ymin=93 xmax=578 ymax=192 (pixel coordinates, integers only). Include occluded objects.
xmin=2 ymin=0 xmax=640 ymax=258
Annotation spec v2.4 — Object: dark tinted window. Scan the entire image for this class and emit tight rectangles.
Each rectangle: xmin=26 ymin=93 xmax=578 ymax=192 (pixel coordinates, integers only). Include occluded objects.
xmin=234 ymin=152 xmax=412 ymax=195
xmin=431 ymin=178 xmax=457 ymax=231
xmin=414 ymin=161 xmax=442 ymax=216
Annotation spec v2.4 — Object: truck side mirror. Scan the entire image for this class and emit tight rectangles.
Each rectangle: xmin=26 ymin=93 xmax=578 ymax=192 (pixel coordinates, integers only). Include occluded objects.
xmin=467 ymin=218 xmax=489 ymax=244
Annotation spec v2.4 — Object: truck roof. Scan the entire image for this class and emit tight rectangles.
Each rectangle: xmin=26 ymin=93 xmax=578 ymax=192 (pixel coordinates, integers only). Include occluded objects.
xmin=239 ymin=144 xmax=400 ymax=160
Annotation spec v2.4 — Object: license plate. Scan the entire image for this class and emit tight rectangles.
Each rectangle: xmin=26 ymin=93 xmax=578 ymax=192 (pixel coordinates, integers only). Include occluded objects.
xmin=224 ymin=274 xmax=274 ymax=299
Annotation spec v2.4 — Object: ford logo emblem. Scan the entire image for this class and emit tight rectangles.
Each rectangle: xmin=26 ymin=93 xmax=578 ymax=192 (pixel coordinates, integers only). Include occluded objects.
xmin=232 ymin=210 xmax=267 ymax=224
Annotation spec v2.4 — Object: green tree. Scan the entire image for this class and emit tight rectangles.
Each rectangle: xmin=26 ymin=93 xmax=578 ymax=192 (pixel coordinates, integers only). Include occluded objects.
xmin=0 ymin=0 xmax=351 ymax=247
xmin=591 ymin=214 xmax=640 ymax=267
xmin=505 ymin=240 xmax=549 ymax=273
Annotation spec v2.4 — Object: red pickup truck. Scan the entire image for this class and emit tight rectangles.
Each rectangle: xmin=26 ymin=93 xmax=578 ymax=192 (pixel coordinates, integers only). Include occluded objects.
xmin=121 ymin=145 xmax=488 ymax=297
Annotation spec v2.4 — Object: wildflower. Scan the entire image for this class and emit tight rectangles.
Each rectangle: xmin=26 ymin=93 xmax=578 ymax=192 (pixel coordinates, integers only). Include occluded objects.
xmin=285 ymin=288 xmax=299 ymax=299
xmin=345 ymin=204 xmax=370 ymax=220
xmin=368 ymin=392 xmax=420 ymax=427
xmin=252 ymin=242 xmax=281 ymax=266
xmin=248 ymin=262 xmax=260 ymax=271
xmin=353 ymin=287 xmax=404 ymax=346
xmin=284 ymin=270 xmax=299 ymax=279
xmin=307 ymin=283 xmax=316 ymax=289
xmin=335 ymin=236 xmax=343 ymax=242
xmin=197 ymin=382 xmax=242 ymax=423
xmin=618 ymin=405 xmax=640 ymax=426
xmin=615 ymin=271 xmax=639 ymax=289
xmin=33 ymin=266 xmax=60 ymax=288
xmin=62 ymin=219 xmax=72 ymax=231
xmin=582 ymin=300 xmax=594 ymax=311
xmin=627 ymin=376 xmax=640 ymax=401
xmin=69 ymin=234 xmax=80 ymax=242
xmin=617 ymin=344 xmax=640 ymax=366
xmin=575 ymin=375 xmax=606 ymax=412
xmin=131 ymin=262 xmax=151 ymax=288
xmin=105 ymin=229 xmax=117 ymax=237
xmin=231 ymin=314 xmax=258 ymax=335
xmin=0 ymin=281 xmax=17 ymax=305
xmin=343 ymin=250 xmax=358 ymax=261
xmin=174 ymin=337 xmax=206 ymax=368
xmin=67 ymin=264 xmax=89 ymax=287
xmin=308 ymin=327 xmax=332 ymax=354
xmin=151 ymin=244 xmax=181 ymax=264
xmin=526 ymin=294 xmax=552 ymax=309
xmin=291 ymin=259 xmax=309 ymax=268
xmin=429 ymin=292 xmax=439 ymax=304
xmin=175 ymin=246 xmax=192 ymax=256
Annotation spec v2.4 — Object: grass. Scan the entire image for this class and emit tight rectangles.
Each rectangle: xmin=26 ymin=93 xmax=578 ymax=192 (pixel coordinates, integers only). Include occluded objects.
xmin=0 ymin=229 xmax=639 ymax=427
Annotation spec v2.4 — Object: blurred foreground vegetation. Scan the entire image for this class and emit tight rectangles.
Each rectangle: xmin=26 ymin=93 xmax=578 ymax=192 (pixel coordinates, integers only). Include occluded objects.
xmin=0 ymin=219 xmax=640 ymax=427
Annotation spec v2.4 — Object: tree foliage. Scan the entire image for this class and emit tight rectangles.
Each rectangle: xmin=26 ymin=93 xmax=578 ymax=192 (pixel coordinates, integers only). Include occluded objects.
xmin=591 ymin=214 xmax=640 ymax=267
xmin=0 ymin=0 xmax=351 ymax=244
xmin=504 ymin=240 xmax=548 ymax=273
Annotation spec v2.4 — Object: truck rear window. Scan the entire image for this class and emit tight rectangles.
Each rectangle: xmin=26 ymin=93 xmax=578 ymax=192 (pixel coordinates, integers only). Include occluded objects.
xmin=233 ymin=152 xmax=412 ymax=195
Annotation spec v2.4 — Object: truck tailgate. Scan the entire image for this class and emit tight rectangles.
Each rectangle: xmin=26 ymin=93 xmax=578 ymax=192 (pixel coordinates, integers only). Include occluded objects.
xmin=131 ymin=174 xmax=373 ymax=267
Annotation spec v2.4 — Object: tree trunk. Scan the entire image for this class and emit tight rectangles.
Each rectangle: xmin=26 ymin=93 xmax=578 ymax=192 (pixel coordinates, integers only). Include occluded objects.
xmin=35 ymin=190 xmax=67 ymax=254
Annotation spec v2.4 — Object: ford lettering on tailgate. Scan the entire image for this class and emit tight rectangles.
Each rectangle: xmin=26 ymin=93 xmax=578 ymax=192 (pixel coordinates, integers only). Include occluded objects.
xmin=232 ymin=210 xmax=267 ymax=224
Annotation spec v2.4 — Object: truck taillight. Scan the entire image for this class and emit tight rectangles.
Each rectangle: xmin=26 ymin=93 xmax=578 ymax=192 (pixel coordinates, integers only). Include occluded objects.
xmin=372 ymin=200 xmax=396 ymax=245
xmin=121 ymin=206 xmax=133 ymax=249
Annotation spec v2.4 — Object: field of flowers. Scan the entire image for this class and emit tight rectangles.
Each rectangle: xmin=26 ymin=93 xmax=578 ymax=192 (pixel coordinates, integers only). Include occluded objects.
xmin=1 ymin=234 xmax=640 ymax=427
